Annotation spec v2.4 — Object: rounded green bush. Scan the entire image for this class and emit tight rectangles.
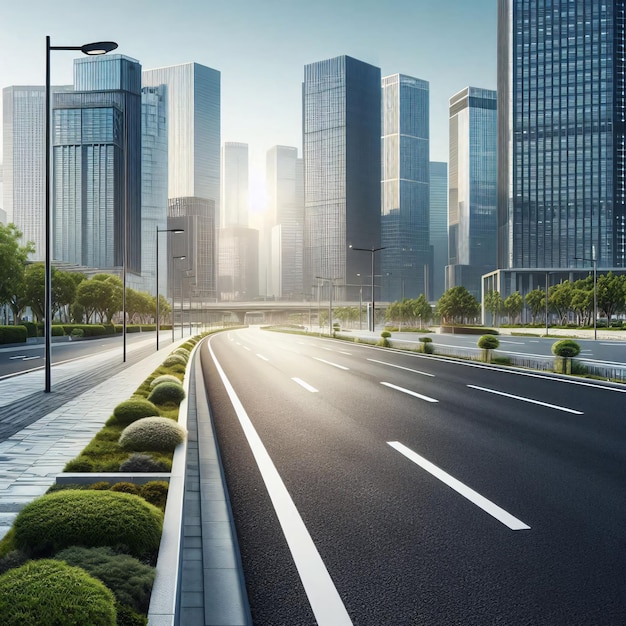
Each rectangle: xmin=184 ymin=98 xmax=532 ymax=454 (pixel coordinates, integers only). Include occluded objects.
xmin=13 ymin=490 xmax=163 ymax=560
xmin=172 ymin=347 xmax=190 ymax=360
xmin=478 ymin=335 xmax=500 ymax=350
xmin=551 ymin=339 xmax=581 ymax=358
xmin=0 ymin=558 xmax=116 ymax=625
xmin=119 ymin=417 xmax=187 ymax=453
xmin=71 ymin=328 xmax=84 ymax=337
xmin=119 ymin=453 xmax=171 ymax=473
xmin=162 ymin=354 xmax=187 ymax=368
xmin=55 ymin=546 xmax=155 ymax=614
xmin=110 ymin=482 xmax=141 ymax=496
xmin=418 ymin=336 xmax=433 ymax=343
xmin=381 ymin=330 xmax=392 ymax=339
xmin=140 ymin=481 xmax=169 ymax=510
xmin=147 ymin=381 xmax=186 ymax=406
xmin=113 ymin=399 xmax=160 ymax=426
xmin=150 ymin=374 xmax=182 ymax=388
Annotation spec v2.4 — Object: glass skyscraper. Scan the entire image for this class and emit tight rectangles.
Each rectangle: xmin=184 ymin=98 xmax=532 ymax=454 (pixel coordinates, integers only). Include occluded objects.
xmin=429 ymin=161 xmax=448 ymax=301
xmin=447 ymin=87 xmax=497 ymax=300
xmin=303 ymin=55 xmax=381 ymax=301
xmin=497 ymin=0 xmax=626 ymax=271
xmin=221 ymin=142 xmax=249 ymax=228
xmin=53 ymin=55 xmax=142 ymax=273
xmin=381 ymin=74 xmax=430 ymax=302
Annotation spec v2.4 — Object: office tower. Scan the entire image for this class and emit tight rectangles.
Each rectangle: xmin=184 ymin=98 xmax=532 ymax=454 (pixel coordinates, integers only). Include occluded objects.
xmin=168 ymin=197 xmax=216 ymax=301
xmin=218 ymin=226 xmax=259 ymax=301
xmin=53 ymin=55 xmax=142 ymax=273
xmin=266 ymin=146 xmax=304 ymax=299
xmin=493 ymin=0 xmax=626 ymax=300
xmin=135 ymin=85 xmax=168 ymax=295
xmin=447 ymin=87 xmax=497 ymax=300
xmin=430 ymin=161 xmax=448 ymax=300
xmin=221 ymin=142 xmax=249 ymax=227
xmin=303 ymin=55 xmax=381 ymax=301
xmin=381 ymin=74 xmax=430 ymax=302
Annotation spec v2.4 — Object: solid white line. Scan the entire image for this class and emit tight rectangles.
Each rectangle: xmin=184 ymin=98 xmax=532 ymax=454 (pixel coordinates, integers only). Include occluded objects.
xmin=380 ymin=382 xmax=438 ymax=403
xmin=292 ymin=377 xmax=319 ymax=393
xmin=388 ymin=441 xmax=531 ymax=531
xmin=22 ymin=356 xmax=41 ymax=361
xmin=313 ymin=357 xmax=349 ymax=370
xmin=256 ymin=354 xmax=269 ymax=361
xmin=368 ymin=358 xmax=435 ymax=377
xmin=499 ymin=340 xmax=526 ymax=345
xmin=208 ymin=339 xmax=351 ymax=624
xmin=9 ymin=356 xmax=26 ymax=360
xmin=467 ymin=385 xmax=583 ymax=414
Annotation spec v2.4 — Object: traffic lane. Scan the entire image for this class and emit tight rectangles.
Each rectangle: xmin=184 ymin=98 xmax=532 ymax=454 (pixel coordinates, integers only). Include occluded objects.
xmin=206 ymin=331 xmax=626 ymax=624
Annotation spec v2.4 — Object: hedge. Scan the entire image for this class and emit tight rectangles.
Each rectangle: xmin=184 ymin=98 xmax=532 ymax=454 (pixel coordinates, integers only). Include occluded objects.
xmin=0 ymin=325 xmax=27 ymax=344
xmin=61 ymin=324 xmax=108 ymax=337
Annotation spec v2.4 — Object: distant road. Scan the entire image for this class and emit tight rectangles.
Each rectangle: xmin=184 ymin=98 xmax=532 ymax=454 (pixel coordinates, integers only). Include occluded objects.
xmin=201 ymin=327 xmax=626 ymax=625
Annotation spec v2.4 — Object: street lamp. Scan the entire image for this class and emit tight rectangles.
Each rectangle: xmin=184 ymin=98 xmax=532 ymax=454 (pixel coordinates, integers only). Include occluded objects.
xmin=45 ymin=37 xmax=118 ymax=392
xmin=171 ymin=255 xmax=186 ymax=342
xmin=156 ymin=227 xmax=184 ymax=350
xmin=315 ymin=276 xmax=338 ymax=336
xmin=349 ymin=245 xmax=386 ymax=332
xmin=574 ymin=245 xmax=598 ymax=340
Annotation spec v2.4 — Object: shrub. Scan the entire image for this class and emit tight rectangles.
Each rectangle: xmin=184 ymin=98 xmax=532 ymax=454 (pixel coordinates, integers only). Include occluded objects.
xmin=12 ymin=490 xmax=163 ymax=560
xmin=478 ymin=335 xmax=500 ymax=350
xmin=64 ymin=456 xmax=94 ymax=472
xmin=0 ymin=549 xmax=28 ymax=575
xmin=112 ymin=398 xmax=160 ymax=426
xmin=0 ymin=325 xmax=28 ymax=344
xmin=162 ymin=354 xmax=187 ymax=368
xmin=0 ymin=559 xmax=117 ymax=626
xmin=55 ymin=546 xmax=155 ymax=614
xmin=119 ymin=453 xmax=171 ymax=473
xmin=140 ymin=481 xmax=169 ymax=510
xmin=418 ymin=336 xmax=433 ymax=343
xmin=88 ymin=481 xmax=111 ymax=491
xmin=51 ymin=325 xmax=65 ymax=336
xmin=551 ymin=339 xmax=581 ymax=358
xmin=418 ymin=337 xmax=434 ymax=354
xmin=71 ymin=328 xmax=84 ymax=337
xmin=150 ymin=374 xmax=182 ymax=388
xmin=147 ymin=381 xmax=186 ymax=406
xmin=172 ymin=348 xmax=190 ymax=362
xmin=381 ymin=330 xmax=392 ymax=339
xmin=115 ymin=603 xmax=148 ymax=626
xmin=110 ymin=482 xmax=141 ymax=496
xmin=119 ymin=417 xmax=187 ymax=453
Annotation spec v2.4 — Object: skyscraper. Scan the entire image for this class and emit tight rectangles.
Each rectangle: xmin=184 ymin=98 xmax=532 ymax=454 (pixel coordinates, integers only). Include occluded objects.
xmin=218 ymin=226 xmax=259 ymax=301
xmin=221 ymin=142 xmax=249 ymax=228
xmin=303 ymin=55 xmax=381 ymax=301
xmin=53 ymin=55 xmax=142 ymax=273
xmin=266 ymin=145 xmax=304 ymax=299
xmin=429 ymin=161 xmax=448 ymax=301
xmin=494 ymin=0 xmax=626 ymax=296
xmin=447 ymin=86 xmax=497 ymax=300
xmin=381 ymin=74 xmax=430 ymax=302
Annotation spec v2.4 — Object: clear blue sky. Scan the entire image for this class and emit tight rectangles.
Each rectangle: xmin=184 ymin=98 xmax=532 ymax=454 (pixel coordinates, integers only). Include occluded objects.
xmin=0 ymin=0 xmax=497 ymax=209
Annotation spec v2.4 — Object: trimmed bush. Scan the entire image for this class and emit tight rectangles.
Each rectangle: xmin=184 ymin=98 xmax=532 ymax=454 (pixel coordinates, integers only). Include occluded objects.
xmin=162 ymin=354 xmax=187 ymax=368
xmin=419 ymin=336 xmax=434 ymax=354
xmin=140 ymin=481 xmax=169 ymax=510
xmin=551 ymin=339 xmax=581 ymax=358
xmin=119 ymin=417 xmax=187 ymax=453
xmin=12 ymin=490 xmax=163 ymax=560
xmin=110 ymin=482 xmax=141 ymax=496
xmin=70 ymin=327 xmax=84 ymax=337
xmin=112 ymin=398 xmax=160 ymax=426
xmin=88 ymin=481 xmax=111 ymax=491
xmin=150 ymin=374 xmax=182 ymax=388
xmin=55 ymin=546 xmax=155 ymax=614
xmin=51 ymin=325 xmax=65 ymax=336
xmin=64 ymin=456 xmax=94 ymax=472
xmin=381 ymin=330 xmax=392 ymax=338
xmin=119 ymin=453 xmax=171 ymax=473
xmin=0 ymin=325 xmax=28 ymax=345
xmin=0 ymin=559 xmax=116 ymax=626
xmin=478 ymin=335 xmax=500 ymax=350
xmin=147 ymin=381 xmax=186 ymax=406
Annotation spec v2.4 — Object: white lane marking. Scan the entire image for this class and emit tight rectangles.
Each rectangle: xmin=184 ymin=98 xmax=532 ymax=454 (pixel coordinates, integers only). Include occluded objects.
xmin=208 ymin=340 xmax=350 ymax=624
xmin=292 ymin=378 xmax=319 ymax=393
xmin=9 ymin=356 xmax=26 ymax=360
xmin=467 ymin=385 xmax=583 ymax=415
xmin=313 ymin=357 xmax=349 ymax=371
xmin=368 ymin=358 xmax=434 ymax=377
xmin=499 ymin=340 xmax=526 ymax=345
xmin=22 ymin=356 xmax=41 ymax=361
xmin=388 ymin=441 xmax=531 ymax=531
xmin=243 ymin=345 xmax=251 ymax=351
xmin=600 ymin=343 xmax=626 ymax=347
xmin=337 ymin=350 xmax=352 ymax=355
xmin=380 ymin=382 xmax=438 ymax=403
xmin=256 ymin=354 xmax=269 ymax=361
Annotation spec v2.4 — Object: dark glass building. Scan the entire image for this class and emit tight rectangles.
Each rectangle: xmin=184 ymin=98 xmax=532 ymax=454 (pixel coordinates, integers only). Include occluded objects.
xmin=303 ymin=55 xmax=381 ymax=302
xmin=381 ymin=74 xmax=430 ymax=303
xmin=497 ymin=0 xmax=626 ymax=271
xmin=429 ymin=161 xmax=448 ymax=301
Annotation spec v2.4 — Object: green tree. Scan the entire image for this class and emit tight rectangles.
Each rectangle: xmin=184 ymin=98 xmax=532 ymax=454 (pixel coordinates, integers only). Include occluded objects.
xmin=0 ymin=223 xmax=34 ymax=322
xmin=503 ymin=292 xmax=524 ymax=325
xmin=525 ymin=288 xmax=546 ymax=325
xmin=24 ymin=263 xmax=45 ymax=321
xmin=549 ymin=281 xmax=573 ymax=325
xmin=570 ymin=288 xmax=593 ymax=326
xmin=76 ymin=279 xmax=115 ymax=323
xmin=91 ymin=274 xmax=123 ymax=323
xmin=410 ymin=294 xmax=433 ymax=329
xmin=436 ymin=286 xmax=480 ymax=324
xmin=484 ymin=290 xmax=504 ymax=326
xmin=596 ymin=272 xmax=624 ymax=326
xmin=53 ymin=270 xmax=78 ymax=322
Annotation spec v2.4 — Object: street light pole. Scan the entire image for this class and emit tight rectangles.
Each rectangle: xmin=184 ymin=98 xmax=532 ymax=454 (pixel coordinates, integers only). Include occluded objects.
xmin=156 ymin=227 xmax=183 ymax=350
xmin=350 ymin=245 xmax=386 ymax=332
xmin=574 ymin=246 xmax=598 ymax=340
xmin=44 ymin=37 xmax=118 ymax=392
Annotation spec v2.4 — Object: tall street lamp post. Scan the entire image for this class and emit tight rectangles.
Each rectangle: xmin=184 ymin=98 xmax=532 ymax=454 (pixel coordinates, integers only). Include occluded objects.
xmin=574 ymin=245 xmax=598 ymax=340
xmin=349 ymin=245 xmax=386 ymax=332
xmin=171 ymin=256 xmax=186 ymax=342
xmin=45 ymin=37 xmax=118 ymax=392
xmin=156 ymin=227 xmax=183 ymax=350
xmin=315 ymin=276 xmax=339 ymax=335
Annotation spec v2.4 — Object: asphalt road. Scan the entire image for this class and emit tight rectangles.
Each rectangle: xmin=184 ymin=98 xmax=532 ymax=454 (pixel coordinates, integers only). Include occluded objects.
xmin=201 ymin=327 xmax=626 ymax=625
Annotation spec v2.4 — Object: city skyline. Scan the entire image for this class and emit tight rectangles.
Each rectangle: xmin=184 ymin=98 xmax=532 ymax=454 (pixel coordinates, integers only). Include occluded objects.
xmin=0 ymin=0 xmax=497 ymax=211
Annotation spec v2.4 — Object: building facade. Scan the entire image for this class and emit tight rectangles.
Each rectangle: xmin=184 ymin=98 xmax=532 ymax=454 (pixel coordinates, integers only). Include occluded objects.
xmin=221 ymin=142 xmax=249 ymax=228
xmin=381 ymin=74 xmax=430 ymax=302
xmin=429 ymin=161 xmax=448 ymax=301
xmin=52 ymin=55 xmax=142 ymax=274
xmin=303 ymin=55 xmax=381 ymax=302
xmin=447 ymin=86 xmax=497 ymax=300
xmin=218 ymin=226 xmax=259 ymax=301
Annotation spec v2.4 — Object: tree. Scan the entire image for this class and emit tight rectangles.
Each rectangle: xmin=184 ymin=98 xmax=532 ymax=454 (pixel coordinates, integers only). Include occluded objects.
xmin=503 ymin=292 xmax=524 ymax=325
xmin=76 ymin=279 xmax=114 ymax=323
xmin=436 ymin=286 xmax=480 ymax=324
xmin=91 ymin=274 xmax=123 ymax=323
xmin=570 ymin=288 xmax=593 ymax=326
xmin=596 ymin=272 xmax=624 ymax=326
xmin=0 ymin=223 xmax=34 ymax=321
xmin=484 ymin=290 xmax=504 ymax=326
xmin=549 ymin=281 xmax=573 ymax=325
xmin=410 ymin=294 xmax=433 ymax=329
xmin=24 ymin=263 xmax=46 ymax=322
xmin=52 ymin=270 xmax=77 ymax=322
xmin=525 ymin=288 xmax=545 ymax=325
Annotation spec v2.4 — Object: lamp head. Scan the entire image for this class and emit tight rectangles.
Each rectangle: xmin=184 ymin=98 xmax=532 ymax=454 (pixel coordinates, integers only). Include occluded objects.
xmin=81 ymin=41 xmax=118 ymax=55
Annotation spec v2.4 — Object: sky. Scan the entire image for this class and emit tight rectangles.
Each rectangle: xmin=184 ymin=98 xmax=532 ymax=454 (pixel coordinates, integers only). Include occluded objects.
xmin=0 ymin=0 xmax=497 ymax=211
